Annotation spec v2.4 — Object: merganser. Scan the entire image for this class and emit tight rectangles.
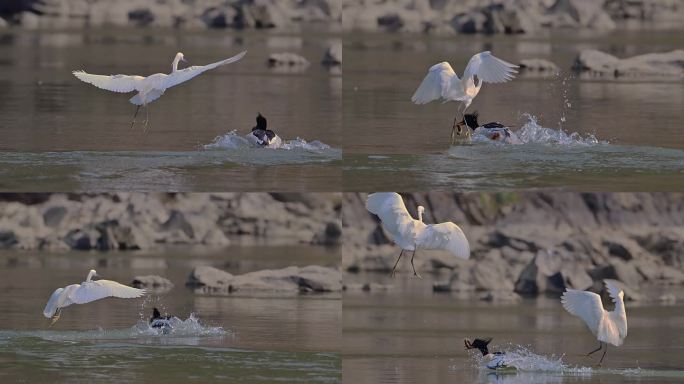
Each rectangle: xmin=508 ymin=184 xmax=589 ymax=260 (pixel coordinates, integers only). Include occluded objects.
xmin=248 ymin=113 xmax=282 ymax=148
xmin=465 ymin=337 xmax=512 ymax=370
xmin=150 ymin=307 xmax=175 ymax=333
xmin=455 ymin=112 xmax=522 ymax=144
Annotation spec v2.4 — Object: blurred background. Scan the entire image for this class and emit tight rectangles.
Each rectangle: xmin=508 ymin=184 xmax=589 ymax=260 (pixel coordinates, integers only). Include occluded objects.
xmin=343 ymin=192 xmax=684 ymax=383
xmin=0 ymin=192 xmax=341 ymax=382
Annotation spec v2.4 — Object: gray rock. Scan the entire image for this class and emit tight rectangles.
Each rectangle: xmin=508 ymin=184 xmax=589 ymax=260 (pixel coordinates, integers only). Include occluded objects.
xmin=268 ymin=52 xmax=310 ymax=67
xmin=64 ymin=229 xmax=95 ymax=250
xmin=186 ymin=266 xmax=234 ymax=288
xmin=574 ymin=49 xmax=684 ymax=78
xmin=480 ymin=290 xmax=522 ymax=303
xmin=186 ymin=265 xmax=341 ymax=293
xmin=519 ymin=58 xmax=559 ymax=72
xmin=131 ymin=275 xmax=174 ymax=292
xmin=43 ymin=206 xmax=67 ymax=228
xmin=201 ymin=6 xmax=236 ymax=29
xmin=0 ymin=230 xmax=18 ymax=248
xmin=128 ymin=8 xmax=154 ymax=27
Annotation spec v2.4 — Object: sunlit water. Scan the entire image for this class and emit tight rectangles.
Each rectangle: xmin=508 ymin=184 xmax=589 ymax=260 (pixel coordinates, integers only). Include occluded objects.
xmin=0 ymin=27 xmax=341 ymax=191
xmin=0 ymin=247 xmax=341 ymax=383
xmin=343 ymin=30 xmax=684 ymax=191
xmin=343 ymin=272 xmax=684 ymax=384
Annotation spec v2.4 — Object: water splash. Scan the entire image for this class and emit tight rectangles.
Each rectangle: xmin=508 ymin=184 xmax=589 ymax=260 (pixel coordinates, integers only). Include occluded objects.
xmin=484 ymin=345 xmax=591 ymax=374
xmin=204 ymin=130 xmax=333 ymax=152
xmin=19 ymin=314 xmax=228 ymax=342
xmin=513 ymin=114 xmax=605 ymax=146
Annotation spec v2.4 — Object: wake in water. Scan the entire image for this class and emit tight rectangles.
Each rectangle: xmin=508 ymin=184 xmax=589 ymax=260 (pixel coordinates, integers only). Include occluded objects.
xmin=470 ymin=344 xmax=590 ymax=374
xmin=16 ymin=313 xmax=227 ymax=342
xmin=204 ymin=130 xmax=334 ymax=152
xmin=469 ymin=114 xmax=606 ymax=147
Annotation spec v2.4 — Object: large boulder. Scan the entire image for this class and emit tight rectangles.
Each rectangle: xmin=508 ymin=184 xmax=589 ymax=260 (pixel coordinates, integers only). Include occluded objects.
xmin=186 ymin=265 xmax=341 ymax=293
xmin=131 ymin=275 xmax=174 ymax=293
xmin=574 ymin=49 xmax=684 ymax=78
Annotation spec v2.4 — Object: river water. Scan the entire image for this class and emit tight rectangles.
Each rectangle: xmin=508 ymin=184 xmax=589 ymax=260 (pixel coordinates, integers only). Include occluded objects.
xmin=0 ymin=28 xmax=342 ymax=191
xmin=0 ymin=245 xmax=341 ymax=383
xmin=343 ymin=273 xmax=684 ymax=384
xmin=343 ymin=29 xmax=684 ymax=191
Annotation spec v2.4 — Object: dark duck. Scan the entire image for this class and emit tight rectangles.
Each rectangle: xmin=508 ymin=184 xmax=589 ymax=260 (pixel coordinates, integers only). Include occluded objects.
xmin=249 ymin=113 xmax=281 ymax=148
xmin=150 ymin=307 xmax=175 ymax=333
xmin=465 ymin=337 xmax=512 ymax=370
xmin=455 ymin=112 xmax=522 ymax=144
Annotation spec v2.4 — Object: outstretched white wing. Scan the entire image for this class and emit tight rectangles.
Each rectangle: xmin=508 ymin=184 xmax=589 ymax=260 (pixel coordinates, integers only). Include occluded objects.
xmin=604 ymin=279 xmax=628 ymax=338
xmin=462 ymin=51 xmax=518 ymax=84
xmin=73 ymin=71 xmax=144 ymax=93
xmin=366 ymin=192 xmax=414 ymax=241
xmin=43 ymin=287 xmax=66 ymax=318
xmin=68 ymin=280 xmax=146 ymax=304
xmin=411 ymin=62 xmax=463 ymax=104
xmin=164 ymin=51 xmax=247 ymax=89
xmin=561 ymin=289 xmax=604 ymax=336
xmin=417 ymin=222 xmax=470 ymax=260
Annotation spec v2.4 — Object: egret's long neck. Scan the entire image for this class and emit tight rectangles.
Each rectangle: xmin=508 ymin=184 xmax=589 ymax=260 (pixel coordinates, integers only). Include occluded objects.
xmin=86 ymin=270 xmax=96 ymax=282
xmin=418 ymin=210 xmax=423 ymax=222
xmin=172 ymin=56 xmax=181 ymax=72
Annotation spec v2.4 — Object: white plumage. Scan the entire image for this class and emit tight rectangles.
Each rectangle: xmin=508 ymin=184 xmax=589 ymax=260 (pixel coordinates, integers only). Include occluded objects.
xmin=73 ymin=51 xmax=246 ymax=128
xmin=366 ymin=192 xmax=470 ymax=277
xmin=561 ymin=279 xmax=628 ymax=364
xmin=411 ymin=51 xmax=518 ymax=144
xmin=43 ymin=269 xmax=145 ymax=324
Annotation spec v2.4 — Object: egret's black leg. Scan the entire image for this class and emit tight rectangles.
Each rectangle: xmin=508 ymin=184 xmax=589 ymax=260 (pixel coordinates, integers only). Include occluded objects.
xmin=586 ymin=341 xmax=603 ymax=356
xmin=598 ymin=344 xmax=608 ymax=366
xmin=131 ymin=105 xmax=141 ymax=129
xmin=143 ymin=105 xmax=150 ymax=132
xmin=390 ymin=250 xmax=404 ymax=277
xmin=410 ymin=248 xmax=421 ymax=278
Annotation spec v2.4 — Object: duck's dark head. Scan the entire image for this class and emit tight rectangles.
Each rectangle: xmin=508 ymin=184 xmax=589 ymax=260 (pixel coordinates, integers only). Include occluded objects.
xmin=463 ymin=112 xmax=479 ymax=129
xmin=455 ymin=112 xmax=479 ymax=136
xmin=151 ymin=308 xmax=161 ymax=321
xmin=253 ymin=113 xmax=267 ymax=131
xmin=464 ymin=337 xmax=492 ymax=356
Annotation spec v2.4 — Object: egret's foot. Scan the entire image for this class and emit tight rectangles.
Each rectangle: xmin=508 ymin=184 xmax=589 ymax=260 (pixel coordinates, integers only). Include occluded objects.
xmin=49 ymin=313 xmax=60 ymax=327
xmin=390 ymin=268 xmax=397 ymax=278
xmin=413 ymin=272 xmax=422 ymax=279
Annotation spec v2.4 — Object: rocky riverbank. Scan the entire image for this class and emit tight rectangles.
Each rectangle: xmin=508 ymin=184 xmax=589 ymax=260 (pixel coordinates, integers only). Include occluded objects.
xmin=343 ymin=193 xmax=684 ymax=301
xmin=0 ymin=193 xmax=341 ymax=251
xmin=342 ymin=0 xmax=684 ymax=35
xmin=0 ymin=0 xmax=341 ymax=30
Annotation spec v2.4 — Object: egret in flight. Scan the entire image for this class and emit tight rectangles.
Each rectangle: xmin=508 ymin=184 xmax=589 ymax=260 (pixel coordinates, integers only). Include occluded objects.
xmin=43 ymin=269 xmax=146 ymax=325
xmin=561 ymin=279 xmax=628 ymax=365
xmin=366 ymin=192 xmax=470 ymax=277
xmin=411 ymin=51 xmax=518 ymax=144
xmin=73 ymin=50 xmax=247 ymax=130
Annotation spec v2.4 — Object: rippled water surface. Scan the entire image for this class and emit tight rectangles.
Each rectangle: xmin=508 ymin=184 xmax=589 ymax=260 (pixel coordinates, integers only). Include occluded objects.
xmin=0 ymin=246 xmax=341 ymax=383
xmin=343 ymin=30 xmax=684 ymax=191
xmin=343 ymin=273 xmax=684 ymax=384
xmin=0 ymin=28 xmax=341 ymax=191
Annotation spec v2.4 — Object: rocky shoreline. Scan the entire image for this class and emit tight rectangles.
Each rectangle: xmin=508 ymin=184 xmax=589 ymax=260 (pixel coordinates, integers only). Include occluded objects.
xmin=0 ymin=0 xmax=341 ymax=31
xmin=0 ymin=193 xmax=342 ymax=251
xmin=343 ymin=0 xmax=684 ymax=35
xmin=343 ymin=193 xmax=684 ymax=302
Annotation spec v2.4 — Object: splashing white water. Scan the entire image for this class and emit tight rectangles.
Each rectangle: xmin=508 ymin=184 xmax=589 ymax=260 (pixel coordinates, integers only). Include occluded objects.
xmin=486 ymin=345 xmax=591 ymax=374
xmin=513 ymin=114 xmax=605 ymax=146
xmin=204 ymin=130 xmax=333 ymax=152
xmin=131 ymin=313 xmax=228 ymax=337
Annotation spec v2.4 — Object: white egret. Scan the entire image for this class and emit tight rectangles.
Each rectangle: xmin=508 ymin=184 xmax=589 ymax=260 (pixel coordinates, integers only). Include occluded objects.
xmin=43 ymin=269 xmax=146 ymax=325
xmin=561 ymin=279 xmax=628 ymax=365
xmin=411 ymin=51 xmax=518 ymax=144
xmin=73 ymin=50 xmax=247 ymax=130
xmin=365 ymin=192 xmax=470 ymax=277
